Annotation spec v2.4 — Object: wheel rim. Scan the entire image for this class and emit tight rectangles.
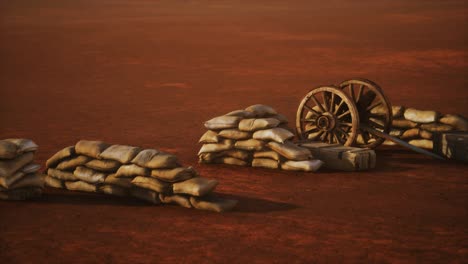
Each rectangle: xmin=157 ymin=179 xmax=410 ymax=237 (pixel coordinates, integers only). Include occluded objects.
xmin=338 ymin=78 xmax=392 ymax=148
xmin=296 ymin=86 xmax=359 ymax=146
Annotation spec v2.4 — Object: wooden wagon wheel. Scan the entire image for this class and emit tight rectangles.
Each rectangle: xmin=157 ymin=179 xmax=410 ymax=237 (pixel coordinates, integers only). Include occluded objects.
xmin=338 ymin=79 xmax=392 ymax=148
xmin=296 ymin=86 xmax=360 ymax=146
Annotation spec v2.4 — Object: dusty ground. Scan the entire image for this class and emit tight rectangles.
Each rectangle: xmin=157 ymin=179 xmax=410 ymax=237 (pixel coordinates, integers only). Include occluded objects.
xmin=1 ymin=0 xmax=467 ymax=263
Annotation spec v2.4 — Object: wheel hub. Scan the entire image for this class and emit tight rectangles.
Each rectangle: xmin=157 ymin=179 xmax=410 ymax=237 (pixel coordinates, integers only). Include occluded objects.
xmin=316 ymin=113 xmax=336 ymax=131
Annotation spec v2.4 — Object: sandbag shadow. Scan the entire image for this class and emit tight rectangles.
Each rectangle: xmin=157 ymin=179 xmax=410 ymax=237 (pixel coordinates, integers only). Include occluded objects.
xmin=214 ymin=193 xmax=298 ymax=213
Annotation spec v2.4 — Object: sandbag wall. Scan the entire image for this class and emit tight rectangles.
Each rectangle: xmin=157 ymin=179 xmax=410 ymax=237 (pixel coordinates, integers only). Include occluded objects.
xmin=0 ymin=139 xmax=43 ymax=200
xmin=198 ymin=104 xmax=324 ymax=172
xmin=375 ymin=106 xmax=468 ymax=149
xmin=44 ymin=140 xmax=237 ymax=212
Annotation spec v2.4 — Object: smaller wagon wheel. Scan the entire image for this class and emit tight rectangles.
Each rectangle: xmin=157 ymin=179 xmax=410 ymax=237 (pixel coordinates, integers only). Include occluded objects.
xmin=338 ymin=79 xmax=392 ymax=148
xmin=296 ymin=86 xmax=360 ymax=146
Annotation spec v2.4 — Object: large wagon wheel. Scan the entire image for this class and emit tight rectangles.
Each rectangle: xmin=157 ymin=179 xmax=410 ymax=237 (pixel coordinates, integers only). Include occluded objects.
xmin=338 ymin=79 xmax=392 ymax=148
xmin=296 ymin=86 xmax=359 ymax=146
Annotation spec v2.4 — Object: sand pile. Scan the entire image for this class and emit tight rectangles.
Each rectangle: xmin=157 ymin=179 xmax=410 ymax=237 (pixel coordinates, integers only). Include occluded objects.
xmin=44 ymin=140 xmax=237 ymax=212
xmin=198 ymin=104 xmax=324 ymax=172
xmin=374 ymin=106 xmax=468 ymax=149
xmin=0 ymin=139 xmax=43 ymax=200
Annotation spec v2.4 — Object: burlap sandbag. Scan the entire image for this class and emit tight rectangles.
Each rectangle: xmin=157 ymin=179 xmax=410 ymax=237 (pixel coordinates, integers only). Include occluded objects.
xmin=159 ymin=193 xmax=192 ymax=208
xmin=73 ymin=166 xmax=107 ymax=184
xmin=115 ymin=164 xmax=150 ymax=178
xmin=198 ymin=152 xmax=224 ymax=163
xmin=215 ymin=157 xmax=248 ymax=166
xmin=131 ymin=176 xmax=171 ymax=193
xmin=99 ymin=145 xmax=141 ymax=164
xmin=151 ymin=166 xmax=196 ymax=182
xmin=392 ymin=119 xmax=418 ymax=128
xmin=400 ymin=128 xmax=420 ymax=140
xmin=408 ymin=139 xmax=433 ymax=149
xmin=0 ymin=164 xmax=40 ymax=188
xmin=404 ymin=108 xmax=439 ymax=124
xmin=85 ymin=159 xmax=121 ymax=172
xmin=130 ymin=187 xmax=161 ymax=204
xmin=0 ymin=152 xmax=34 ymax=178
xmin=22 ymin=163 xmax=41 ymax=174
xmin=218 ymin=129 xmax=252 ymax=140
xmin=420 ymin=123 xmax=453 ymax=132
xmin=131 ymin=150 xmax=179 ymax=169
xmin=253 ymin=128 xmax=294 ymax=143
xmin=252 ymin=158 xmax=279 ymax=169
xmin=46 ymin=146 xmax=75 ymax=168
xmin=172 ymin=177 xmax=218 ymax=197
xmin=8 ymin=173 xmax=44 ymax=190
xmin=75 ymin=140 xmax=109 ymax=159
xmin=104 ymin=174 xmax=133 ymax=188
xmin=0 ymin=140 xmax=18 ymax=159
xmin=419 ymin=129 xmax=433 ymax=140
xmin=48 ymin=168 xmax=79 ymax=181
xmin=189 ymin=195 xmax=238 ymax=213
xmin=234 ymin=139 xmax=265 ymax=151
xmin=0 ymin=187 xmax=42 ymax=200
xmin=267 ymin=141 xmax=312 ymax=161
xmin=370 ymin=105 xmax=405 ymax=118
xmin=281 ymin=160 xmax=323 ymax=172
xmin=56 ymin=155 xmax=91 ymax=171
xmin=3 ymin=139 xmax=38 ymax=154
xmin=245 ymin=104 xmax=277 ymax=117
xmin=272 ymin=114 xmax=288 ymax=124
xmin=223 ymin=149 xmax=251 ymax=161
xmin=198 ymin=140 xmax=234 ymax=154
xmin=44 ymin=175 xmax=64 ymax=188
xmin=439 ymin=114 xmax=468 ymax=131
xmin=99 ymin=185 xmax=128 ymax=197
xmin=65 ymin=181 xmax=97 ymax=192
xmin=204 ymin=115 xmax=242 ymax=130
xmin=238 ymin=118 xmax=280 ymax=132
xmin=198 ymin=130 xmax=219 ymax=144
xmin=225 ymin=109 xmax=256 ymax=118
xmin=253 ymin=151 xmax=281 ymax=161
xmin=389 ymin=129 xmax=403 ymax=137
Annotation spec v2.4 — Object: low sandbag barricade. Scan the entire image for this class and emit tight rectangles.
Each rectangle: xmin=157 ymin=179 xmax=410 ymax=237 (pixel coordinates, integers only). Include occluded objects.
xmin=44 ymin=140 xmax=237 ymax=212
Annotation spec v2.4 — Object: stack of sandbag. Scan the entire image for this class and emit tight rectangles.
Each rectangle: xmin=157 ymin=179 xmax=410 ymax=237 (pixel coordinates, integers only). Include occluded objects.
xmin=371 ymin=106 xmax=468 ymax=150
xmin=44 ymin=140 xmax=237 ymax=212
xmin=0 ymin=139 xmax=43 ymax=200
xmin=198 ymin=104 xmax=324 ymax=172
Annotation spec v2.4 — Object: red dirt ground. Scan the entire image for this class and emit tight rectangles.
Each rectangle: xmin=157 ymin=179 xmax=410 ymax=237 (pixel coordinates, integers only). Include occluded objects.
xmin=1 ymin=1 xmax=467 ymax=263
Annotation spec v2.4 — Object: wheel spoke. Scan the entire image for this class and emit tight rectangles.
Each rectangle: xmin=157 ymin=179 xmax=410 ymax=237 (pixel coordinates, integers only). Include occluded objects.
xmin=304 ymin=126 xmax=319 ymax=134
xmin=333 ymin=133 xmax=340 ymax=144
xmin=334 ymin=99 xmax=345 ymax=115
xmin=301 ymin=118 xmax=316 ymax=123
xmin=368 ymin=119 xmax=385 ymax=129
xmin=328 ymin=133 xmax=333 ymax=144
xmin=349 ymin=83 xmax=356 ymax=102
xmin=337 ymin=110 xmax=351 ymax=119
xmin=366 ymin=100 xmax=383 ymax=112
xmin=303 ymin=104 xmax=321 ymax=116
xmin=361 ymin=130 xmax=370 ymax=144
xmin=322 ymin=92 xmax=329 ymax=112
xmin=310 ymin=94 xmax=326 ymax=113
xmin=320 ymin=131 xmax=328 ymax=142
xmin=329 ymin=92 xmax=335 ymax=113
xmin=356 ymin=84 xmax=364 ymax=103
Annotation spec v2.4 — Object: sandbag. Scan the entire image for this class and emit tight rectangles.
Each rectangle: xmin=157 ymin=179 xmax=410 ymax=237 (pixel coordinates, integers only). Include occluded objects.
xmin=420 ymin=123 xmax=453 ymax=132
xmin=56 ymin=155 xmax=91 ymax=171
xmin=198 ymin=140 xmax=233 ymax=154
xmin=0 ymin=152 xmax=34 ymax=177
xmin=408 ymin=139 xmax=433 ymax=149
xmin=172 ymin=177 xmax=218 ymax=197
xmin=104 ymin=174 xmax=133 ymax=188
xmin=238 ymin=118 xmax=280 ymax=132
xmin=130 ymin=187 xmax=160 ymax=204
xmin=245 ymin=104 xmax=277 ymax=117
xmin=272 ymin=114 xmax=288 ymax=124
xmin=189 ymin=195 xmax=238 ymax=213
xmin=223 ymin=149 xmax=251 ymax=161
xmin=159 ymin=193 xmax=192 ymax=208
xmin=198 ymin=130 xmax=219 ymax=144
xmin=204 ymin=115 xmax=242 ymax=130
xmin=65 ymin=181 xmax=97 ymax=192
xmin=46 ymin=146 xmax=75 ymax=168
xmin=73 ymin=166 xmax=107 ymax=184
xmin=370 ymin=105 xmax=404 ymax=118
xmin=218 ymin=129 xmax=252 ymax=140
xmin=44 ymin=175 xmax=64 ymax=188
xmin=252 ymin=158 xmax=278 ymax=169
xmin=151 ymin=167 xmax=196 ymax=182
xmin=404 ymin=108 xmax=439 ymax=124
xmin=267 ymin=141 xmax=312 ymax=161
xmin=439 ymin=114 xmax=468 ymax=131
xmin=281 ymin=160 xmax=323 ymax=172
xmin=22 ymin=163 xmax=41 ymax=174
xmin=225 ymin=109 xmax=255 ymax=118
xmin=253 ymin=151 xmax=281 ymax=161
xmin=389 ymin=129 xmax=403 ymax=137
xmin=0 ymin=140 xmax=18 ymax=159
xmin=99 ymin=185 xmax=128 ymax=197
xmin=115 ymin=164 xmax=150 ymax=178
xmin=234 ymin=139 xmax=264 ymax=151
xmin=131 ymin=176 xmax=171 ymax=193
xmin=400 ymin=128 xmax=420 ymax=140
xmin=75 ymin=140 xmax=109 ymax=159
xmin=0 ymin=170 xmax=26 ymax=188
xmin=0 ymin=187 xmax=42 ymax=200
xmin=215 ymin=157 xmax=248 ymax=166
xmin=392 ymin=106 xmax=405 ymax=118
xmin=4 ymin=139 xmax=38 ymax=154
xmin=419 ymin=129 xmax=433 ymax=140
xmin=99 ymin=145 xmax=141 ymax=164
xmin=132 ymin=150 xmax=179 ymax=169
xmin=198 ymin=152 xmax=224 ymax=163
xmin=8 ymin=173 xmax=44 ymax=190
xmin=392 ymin=119 xmax=418 ymax=128
xmin=48 ymin=168 xmax=79 ymax=181
xmin=252 ymin=128 xmax=294 ymax=143
xmin=85 ymin=159 xmax=121 ymax=172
